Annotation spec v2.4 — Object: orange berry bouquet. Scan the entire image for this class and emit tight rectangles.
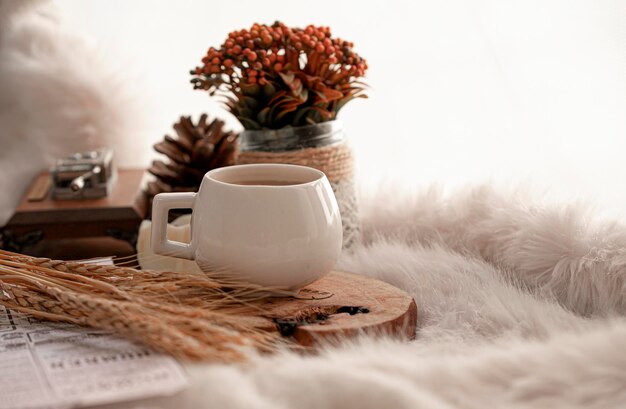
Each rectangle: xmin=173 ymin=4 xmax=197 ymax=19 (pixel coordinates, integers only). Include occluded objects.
xmin=190 ymin=21 xmax=368 ymax=130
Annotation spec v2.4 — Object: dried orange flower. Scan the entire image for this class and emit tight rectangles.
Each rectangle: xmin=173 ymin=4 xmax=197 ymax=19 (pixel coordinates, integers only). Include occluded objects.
xmin=191 ymin=21 xmax=368 ymax=130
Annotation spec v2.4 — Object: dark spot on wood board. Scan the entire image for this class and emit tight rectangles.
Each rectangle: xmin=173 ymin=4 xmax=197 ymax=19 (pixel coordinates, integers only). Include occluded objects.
xmin=336 ymin=306 xmax=370 ymax=315
xmin=273 ymin=305 xmax=369 ymax=336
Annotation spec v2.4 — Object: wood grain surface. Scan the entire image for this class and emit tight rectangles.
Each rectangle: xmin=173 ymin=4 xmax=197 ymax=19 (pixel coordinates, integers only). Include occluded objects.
xmin=9 ymin=169 xmax=147 ymax=225
xmin=263 ymin=271 xmax=417 ymax=347
xmin=3 ymin=169 xmax=147 ymax=243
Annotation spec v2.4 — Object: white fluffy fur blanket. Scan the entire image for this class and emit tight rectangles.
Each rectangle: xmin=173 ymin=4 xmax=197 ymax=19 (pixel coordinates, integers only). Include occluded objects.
xmin=103 ymin=186 xmax=625 ymax=409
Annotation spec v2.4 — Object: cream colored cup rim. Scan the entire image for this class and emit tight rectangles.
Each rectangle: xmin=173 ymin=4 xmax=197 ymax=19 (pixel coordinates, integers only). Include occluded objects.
xmin=205 ymin=163 xmax=325 ymax=188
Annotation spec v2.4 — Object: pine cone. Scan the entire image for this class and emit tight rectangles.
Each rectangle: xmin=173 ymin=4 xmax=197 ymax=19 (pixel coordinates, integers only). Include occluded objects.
xmin=145 ymin=114 xmax=237 ymax=213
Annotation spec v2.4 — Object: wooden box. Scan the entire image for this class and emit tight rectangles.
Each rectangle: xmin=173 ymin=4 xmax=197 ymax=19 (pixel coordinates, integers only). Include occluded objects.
xmin=1 ymin=169 xmax=147 ymax=257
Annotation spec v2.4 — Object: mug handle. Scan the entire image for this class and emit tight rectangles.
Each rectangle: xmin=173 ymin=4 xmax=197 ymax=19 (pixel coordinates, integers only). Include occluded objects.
xmin=151 ymin=192 xmax=196 ymax=260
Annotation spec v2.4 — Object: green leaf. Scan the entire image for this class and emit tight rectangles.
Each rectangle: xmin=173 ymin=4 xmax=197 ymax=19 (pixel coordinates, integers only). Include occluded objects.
xmin=240 ymin=82 xmax=261 ymax=97
xmin=268 ymin=90 xmax=288 ymax=106
xmin=278 ymin=72 xmax=295 ymax=86
xmin=275 ymin=102 xmax=300 ymax=123
xmin=292 ymin=107 xmax=310 ymax=125
xmin=256 ymin=107 xmax=270 ymax=126
xmin=292 ymin=107 xmax=332 ymax=126
xmin=238 ymin=116 xmax=262 ymax=130
xmin=298 ymin=88 xmax=309 ymax=103
xmin=239 ymin=96 xmax=260 ymax=111
xmin=274 ymin=113 xmax=288 ymax=124
xmin=279 ymin=72 xmax=306 ymax=100
xmin=312 ymin=87 xmax=342 ymax=103
xmin=321 ymin=87 xmax=343 ymax=101
xmin=267 ymin=105 xmax=279 ymax=127
xmin=262 ymin=82 xmax=277 ymax=99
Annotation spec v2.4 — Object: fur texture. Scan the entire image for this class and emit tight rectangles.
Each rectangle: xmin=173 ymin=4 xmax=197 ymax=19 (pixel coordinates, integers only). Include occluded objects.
xmin=357 ymin=185 xmax=626 ymax=316
xmin=99 ymin=185 xmax=626 ymax=409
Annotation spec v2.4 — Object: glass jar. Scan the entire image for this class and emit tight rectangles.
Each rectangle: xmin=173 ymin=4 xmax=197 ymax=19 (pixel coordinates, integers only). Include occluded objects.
xmin=238 ymin=120 xmax=360 ymax=249
xmin=239 ymin=121 xmax=344 ymax=152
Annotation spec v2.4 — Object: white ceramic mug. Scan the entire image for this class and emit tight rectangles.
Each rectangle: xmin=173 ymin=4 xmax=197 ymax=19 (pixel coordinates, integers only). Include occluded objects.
xmin=150 ymin=164 xmax=343 ymax=291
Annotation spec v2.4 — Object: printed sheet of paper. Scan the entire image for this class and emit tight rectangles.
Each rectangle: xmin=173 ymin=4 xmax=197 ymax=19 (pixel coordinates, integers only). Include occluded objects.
xmin=0 ymin=305 xmax=188 ymax=409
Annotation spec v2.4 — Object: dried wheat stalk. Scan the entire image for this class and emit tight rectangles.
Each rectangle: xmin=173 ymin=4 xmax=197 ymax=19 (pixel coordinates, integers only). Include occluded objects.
xmin=0 ymin=249 xmax=289 ymax=362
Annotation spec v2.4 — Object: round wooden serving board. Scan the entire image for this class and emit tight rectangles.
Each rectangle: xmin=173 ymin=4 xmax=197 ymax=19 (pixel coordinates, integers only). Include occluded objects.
xmin=261 ymin=271 xmax=417 ymax=347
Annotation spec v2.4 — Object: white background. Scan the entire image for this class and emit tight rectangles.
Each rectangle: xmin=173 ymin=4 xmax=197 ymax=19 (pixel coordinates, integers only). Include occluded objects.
xmin=55 ymin=0 xmax=626 ymax=217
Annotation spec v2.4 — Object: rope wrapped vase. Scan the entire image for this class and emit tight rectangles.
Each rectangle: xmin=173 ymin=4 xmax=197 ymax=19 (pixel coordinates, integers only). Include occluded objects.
xmin=237 ymin=121 xmax=360 ymax=249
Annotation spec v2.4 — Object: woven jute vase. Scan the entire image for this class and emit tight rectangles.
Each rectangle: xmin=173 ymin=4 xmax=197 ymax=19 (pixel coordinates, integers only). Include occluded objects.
xmin=236 ymin=120 xmax=360 ymax=249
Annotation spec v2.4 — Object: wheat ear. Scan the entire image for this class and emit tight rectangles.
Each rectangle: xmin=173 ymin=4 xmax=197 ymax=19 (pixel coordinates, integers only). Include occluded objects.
xmin=0 ymin=250 xmax=288 ymax=362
